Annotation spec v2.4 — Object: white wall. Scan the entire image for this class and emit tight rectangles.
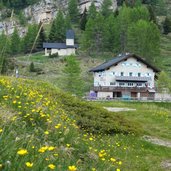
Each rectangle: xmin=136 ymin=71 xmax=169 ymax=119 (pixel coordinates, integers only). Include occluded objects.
xmin=45 ymin=48 xmax=76 ymax=56
xmin=94 ymin=57 xmax=155 ymax=88
xmin=97 ymin=92 xmax=113 ymax=99
xmin=66 ymin=39 xmax=74 ymax=46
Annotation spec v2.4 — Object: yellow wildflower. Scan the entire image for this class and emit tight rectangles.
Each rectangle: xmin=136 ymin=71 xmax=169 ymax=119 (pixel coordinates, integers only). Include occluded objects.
xmin=110 ymin=158 xmax=116 ymax=162
xmin=48 ymin=146 xmax=55 ymax=151
xmin=25 ymin=162 xmax=33 ymax=168
xmin=89 ymin=137 xmax=93 ymax=141
xmin=44 ymin=131 xmax=49 ymax=135
xmin=48 ymin=164 xmax=55 ymax=170
xmin=66 ymin=144 xmax=70 ymax=147
xmin=118 ymin=161 xmax=122 ymax=165
xmin=68 ymin=165 xmax=77 ymax=171
xmin=17 ymin=149 xmax=28 ymax=155
xmin=116 ymin=169 xmax=120 ymax=171
xmin=55 ymin=124 xmax=61 ymax=129
xmin=0 ymin=164 xmax=2 ymax=168
xmin=38 ymin=146 xmax=48 ymax=153
xmin=13 ymin=100 xmax=17 ymax=104
xmin=0 ymin=129 xmax=3 ymax=133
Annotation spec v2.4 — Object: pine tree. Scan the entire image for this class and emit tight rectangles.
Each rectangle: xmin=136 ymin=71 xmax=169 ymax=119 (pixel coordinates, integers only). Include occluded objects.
xmin=68 ymin=0 xmax=79 ymax=23
xmin=88 ymin=2 xmax=97 ymax=19
xmin=157 ymin=71 xmax=171 ymax=93
xmin=63 ymin=55 xmax=84 ymax=96
xmin=37 ymin=22 xmax=46 ymax=50
xmin=82 ymin=13 xmax=104 ymax=53
xmin=0 ymin=32 xmax=10 ymax=74
xmin=49 ymin=10 xmax=66 ymax=42
xmin=101 ymin=0 xmax=113 ymax=18
xmin=127 ymin=19 xmax=160 ymax=62
xmin=117 ymin=4 xmax=132 ymax=52
xmin=116 ymin=4 xmax=150 ymax=52
xmin=65 ymin=13 xmax=72 ymax=30
xmin=80 ymin=8 xmax=87 ymax=31
xmin=23 ymin=24 xmax=38 ymax=53
xmin=102 ymin=14 xmax=119 ymax=52
xmin=10 ymin=27 xmax=21 ymax=55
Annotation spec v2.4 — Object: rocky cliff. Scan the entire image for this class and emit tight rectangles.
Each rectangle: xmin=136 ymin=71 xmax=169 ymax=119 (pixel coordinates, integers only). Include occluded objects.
xmin=0 ymin=0 xmax=117 ymax=36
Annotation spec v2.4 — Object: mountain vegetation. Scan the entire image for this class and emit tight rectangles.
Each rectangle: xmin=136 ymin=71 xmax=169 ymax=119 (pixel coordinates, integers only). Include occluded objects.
xmin=0 ymin=0 xmax=40 ymax=9
xmin=0 ymin=76 xmax=171 ymax=170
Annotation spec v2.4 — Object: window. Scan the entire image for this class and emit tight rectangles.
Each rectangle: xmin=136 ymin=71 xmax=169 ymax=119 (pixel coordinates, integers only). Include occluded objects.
xmin=120 ymin=72 xmax=124 ymax=76
xmin=137 ymin=83 xmax=142 ymax=87
xmin=138 ymin=73 xmax=141 ymax=77
xmin=129 ymin=72 xmax=133 ymax=76
xmin=110 ymin=82 xmax=116 ymax=86
xmin=119 ymin=82 xmax=125 ymax=86
xmin=146 ymin=73 xmax=150 ymax=77
xmin=128 ymin=83 xmax=134 ymax=87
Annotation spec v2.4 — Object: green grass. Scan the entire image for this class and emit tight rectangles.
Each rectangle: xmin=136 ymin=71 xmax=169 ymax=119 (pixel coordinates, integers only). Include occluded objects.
xmin=95 ymin=101 xmax=171 ymax=140
xmin=0 ymin=77 xmax=171 ymax=171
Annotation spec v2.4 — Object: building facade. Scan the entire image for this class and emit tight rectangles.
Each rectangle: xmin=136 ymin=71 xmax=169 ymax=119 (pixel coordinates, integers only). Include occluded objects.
xmin=90 ymin=53 xmax=160 ymax=100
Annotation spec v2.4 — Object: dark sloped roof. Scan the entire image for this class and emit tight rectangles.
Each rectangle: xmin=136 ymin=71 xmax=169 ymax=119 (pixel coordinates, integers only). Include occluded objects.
xmin=89 ymin=53 xmax=160 ymax=73
xmin=43 ymin=42 xmax=78 ymax=49
xmin=66 ymin=29 xmax=75 ymax=39
xmin=43 ymin=43 xmax=67 ymax=49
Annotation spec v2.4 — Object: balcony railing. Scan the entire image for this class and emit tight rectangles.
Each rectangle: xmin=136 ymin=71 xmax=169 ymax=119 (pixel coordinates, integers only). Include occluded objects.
xmin=93 ymin=86 xmax=148 ymax=92
xmin=115 ymin=76 xmax=151 ymax=82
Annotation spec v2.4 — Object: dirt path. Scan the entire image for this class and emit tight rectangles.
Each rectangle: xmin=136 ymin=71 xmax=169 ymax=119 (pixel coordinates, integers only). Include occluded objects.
xmin=104 ymin=107 xmax=136 ymax=112
xmin=143 ymin=135 xmax=171 ymax=148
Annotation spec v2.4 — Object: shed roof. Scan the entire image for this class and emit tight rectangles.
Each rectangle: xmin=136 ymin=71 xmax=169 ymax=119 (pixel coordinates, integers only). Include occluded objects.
xmin=43 ymin=42 xmax=78 ymax=49
xmin=89 ymin=53 xmax=160 ymax=73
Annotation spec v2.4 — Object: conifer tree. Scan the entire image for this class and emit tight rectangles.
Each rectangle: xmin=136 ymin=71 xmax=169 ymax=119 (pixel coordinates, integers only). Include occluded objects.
xmin=103 ymin=14 xmax=119 ymax=52
xmin=127 ymin=19 xmax=160 ymax=62
xmin=37 ymin=22 xmax=46 ymax=50
xmin=80 ymin=8 xmax=87 ymax=31
xmin=82 ymin=13 xmax=104 ymax=53
xmin=65 ymin=13 xmax=72 ymax=30
xmin=157 ymin=71 xmax=171 ymax=93
xmin=49 ymin=10 xmax=66 ymax=42
xmin=10 ymin=27 xmax=21 ymax=55
xmin=68 ymin=0 xmax=79 ymax=23
xmin=101 ymin=0 xmax=113 ymax=18
xmin=23 ymin=24 xmax=38 ymax=53
xmin=0 ymin=32 xmax=10 ymax=74
xmin=63 ymin=55 xmax=84 ymax=96
xmin=88 ymin=2 xmax=97 ymax=19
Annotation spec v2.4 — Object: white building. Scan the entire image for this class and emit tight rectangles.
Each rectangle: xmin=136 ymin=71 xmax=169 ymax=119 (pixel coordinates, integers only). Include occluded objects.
xmin=43 ymin=30 xmax=78 ymax=56
xmin=90 ymin=53 xmax=160 ymax=100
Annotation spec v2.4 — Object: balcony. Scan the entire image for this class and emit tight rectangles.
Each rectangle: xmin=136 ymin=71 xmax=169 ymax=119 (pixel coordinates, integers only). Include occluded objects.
xmin=115 ymin=76 xmax=151 ymax=82
xmin=93 ymin=86 xmax=148 ymax=92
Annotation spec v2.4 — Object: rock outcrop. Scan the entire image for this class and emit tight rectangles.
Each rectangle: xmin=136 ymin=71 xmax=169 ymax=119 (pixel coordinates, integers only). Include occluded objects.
xmin=0 ymin=0 xmax=117 ymax=36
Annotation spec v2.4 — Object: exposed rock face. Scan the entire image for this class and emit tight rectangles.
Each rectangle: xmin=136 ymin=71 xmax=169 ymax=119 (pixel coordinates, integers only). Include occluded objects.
xmin=0 ymin=0 xmax=117 ymax=36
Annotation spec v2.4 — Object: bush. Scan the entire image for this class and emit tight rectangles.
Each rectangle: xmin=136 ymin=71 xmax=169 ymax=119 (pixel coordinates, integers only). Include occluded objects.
xmin=29 ymin=62 xmax=35 ymax=72
xmin=53 ymin=90 xmax=142 ymax=135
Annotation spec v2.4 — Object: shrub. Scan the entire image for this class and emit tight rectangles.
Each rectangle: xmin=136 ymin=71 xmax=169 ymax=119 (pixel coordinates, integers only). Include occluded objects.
xmin=53 ymin=90 xmax=142 ymax=135
xmin=29 ymin=62 xmax=35 ymax=72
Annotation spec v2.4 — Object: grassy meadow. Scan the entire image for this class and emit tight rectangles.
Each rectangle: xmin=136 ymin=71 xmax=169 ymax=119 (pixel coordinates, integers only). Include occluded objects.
xmin=0 ymin=77 xmax=171 ymax=171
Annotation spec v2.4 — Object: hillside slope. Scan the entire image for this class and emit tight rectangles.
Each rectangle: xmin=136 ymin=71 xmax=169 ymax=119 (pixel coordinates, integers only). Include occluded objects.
xmin=0 ymin=76 xmax=140 ymax=170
